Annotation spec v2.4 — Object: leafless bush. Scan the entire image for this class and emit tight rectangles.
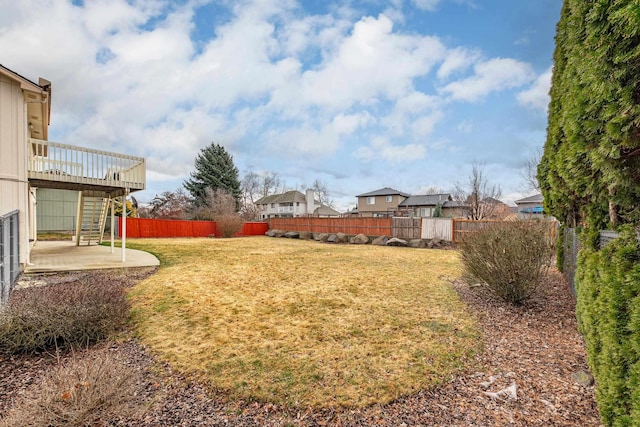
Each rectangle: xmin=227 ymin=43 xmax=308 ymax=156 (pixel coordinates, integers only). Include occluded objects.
xmin=216 ymin=214 xmax=245 ymax=238
xmin=0 ymin=350 xmax=142 ymax=427
xmin=459 ymin=221 xmax=553 ymax=304
xmin=193 ymin=188 xmax=245 ymax=237
xmin=0 ymin=277 xmax=130 ymax=355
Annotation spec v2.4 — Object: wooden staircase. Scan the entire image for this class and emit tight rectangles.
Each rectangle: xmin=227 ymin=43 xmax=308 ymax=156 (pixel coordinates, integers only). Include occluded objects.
xmin=75 ymin=191 xmax=110 ymax=245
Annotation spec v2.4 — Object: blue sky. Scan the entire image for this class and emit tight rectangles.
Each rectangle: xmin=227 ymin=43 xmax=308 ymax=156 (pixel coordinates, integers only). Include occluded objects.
xmin=1 ymin=0 xmax=561 ymax=211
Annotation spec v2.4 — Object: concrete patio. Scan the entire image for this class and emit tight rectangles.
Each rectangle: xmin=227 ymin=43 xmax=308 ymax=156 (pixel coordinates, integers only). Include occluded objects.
xmin=24 ymin=240 xmax=159 ymax=274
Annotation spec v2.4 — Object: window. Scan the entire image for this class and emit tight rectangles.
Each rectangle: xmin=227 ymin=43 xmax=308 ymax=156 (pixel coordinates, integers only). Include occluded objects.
xmin=270 ymin=203 xmax=275 ymax=208
xmin=385 ymin=195 xmax=392 ymax=203
xmin=366 ymin=196 xmax=375 ymax=205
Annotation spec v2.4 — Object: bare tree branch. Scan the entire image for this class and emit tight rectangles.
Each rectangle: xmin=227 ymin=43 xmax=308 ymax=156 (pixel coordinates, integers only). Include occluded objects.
xmin=453 ymin=162 xmax=503 ymax=220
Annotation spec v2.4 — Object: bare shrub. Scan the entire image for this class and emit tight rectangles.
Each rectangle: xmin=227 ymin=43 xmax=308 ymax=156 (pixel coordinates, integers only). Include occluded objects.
xmin=0 ymin=277 xmax=130 ymax=355
xmin=193 ymin=187 xmax=244 ymax=237
xmin=216 ymin=213 xmax=245 ymax=238
xmin=0 ymin=350 xmax=142 ymax=427
xmin=459 ymin=221 xmax=553 ymax=304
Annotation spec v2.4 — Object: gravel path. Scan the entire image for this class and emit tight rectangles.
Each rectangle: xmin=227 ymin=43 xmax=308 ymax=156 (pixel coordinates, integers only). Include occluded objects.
xmin=1 ymin=268 xmax=601 ymax=426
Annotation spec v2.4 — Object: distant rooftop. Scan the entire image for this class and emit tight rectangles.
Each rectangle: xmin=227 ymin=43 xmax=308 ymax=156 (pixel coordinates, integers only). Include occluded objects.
xmin=356 ymin=187 xmax=410 ymax=198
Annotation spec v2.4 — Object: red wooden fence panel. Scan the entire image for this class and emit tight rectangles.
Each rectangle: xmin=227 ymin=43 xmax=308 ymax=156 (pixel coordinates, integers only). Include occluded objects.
xmin=268 ymin=217 xmax=392 ymax=236
xmin=118 ymin=218 xmax=266 ymax=238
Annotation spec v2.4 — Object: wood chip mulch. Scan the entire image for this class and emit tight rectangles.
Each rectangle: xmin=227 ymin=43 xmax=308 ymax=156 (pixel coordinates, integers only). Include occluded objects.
xmin=0 ymin=268 xmax=602 ymax=426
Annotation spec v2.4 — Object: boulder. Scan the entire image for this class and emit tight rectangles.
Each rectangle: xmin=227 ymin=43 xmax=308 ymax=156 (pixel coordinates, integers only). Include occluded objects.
xmin=571 ymin=370 xmax=594 ymax=387
xmin=274 ymin=229 xmax=287 ymax=238
xmin=318 ymin=233 xmax=330 ymax=242
xmin=350 ymin=234 xmax=369 ymax=244
xmin=327 ymin=234 xmax=338 ymax=243
xmin=265 ymin=229 xmax=277 ymax=237
xmin=408 ymin=239 xmax=426 ymax=249
xmin=372 ymin=235 xmax=389 ymax=246
xmin=386 ymin=237 xmax=408 ymax=247
xmin=312 ymin=233 xmax=322 ymax=241
xmin=428 ymin=237 xmax=443 ymax=248
xmin=335 ymin=232 xmax=348 ymax=243
xmin=298 ymin=231 xmax=313 ymax=240
xmin=284 ymin=231 xmax=300 ymax=239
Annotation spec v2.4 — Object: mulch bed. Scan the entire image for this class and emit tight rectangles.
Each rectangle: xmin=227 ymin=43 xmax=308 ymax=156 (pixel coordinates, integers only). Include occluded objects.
xmin=0 ymin=268 xmax=602 ymax=426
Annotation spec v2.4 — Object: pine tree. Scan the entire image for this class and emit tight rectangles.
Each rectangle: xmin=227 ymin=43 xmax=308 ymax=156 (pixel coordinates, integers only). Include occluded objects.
xmin=184 ymin=143 xmax=241 ymax=207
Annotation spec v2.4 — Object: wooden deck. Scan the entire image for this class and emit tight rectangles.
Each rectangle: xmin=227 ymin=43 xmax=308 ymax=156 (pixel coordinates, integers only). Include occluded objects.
xmin=27 ymin=138 xmax=145 ymax=196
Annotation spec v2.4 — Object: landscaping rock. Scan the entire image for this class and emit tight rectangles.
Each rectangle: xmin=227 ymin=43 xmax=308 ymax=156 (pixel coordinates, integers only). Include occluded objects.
xmin=265 ymin=229 xmax=277 ymax=237
xmin=386 ymin=237 xmax=408 ymax=247
xmin=335 ymin=232 xmax=348 ymax=243
xmin=428 ymin=237 xmax=443 ymax=248
xmin=571 ymin=370 xmax=594 ymax=387
xmin=350 ymin=234 xmax=369 ymax=244
xmin=298 ymin=231 xmax=313 ymax=240
xmin=318 ymin=233 xmax=330 ymax=242
xmin=408 ymin=239 xmax=426 ymax=249
xmin=284 ymin=231 xmax=300 ymax=239
xmin=274 ymin=229 xmax=287 ymax=238
xmin=327 ymin=234 xmax=338 ymax=243
xmin=372 ymin=236 xmax=389 ymax=246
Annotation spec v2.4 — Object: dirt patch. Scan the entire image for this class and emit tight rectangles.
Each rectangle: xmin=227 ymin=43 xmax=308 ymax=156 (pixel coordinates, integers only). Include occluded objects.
xmin=0 ymin=268 xmax=601 ymax=426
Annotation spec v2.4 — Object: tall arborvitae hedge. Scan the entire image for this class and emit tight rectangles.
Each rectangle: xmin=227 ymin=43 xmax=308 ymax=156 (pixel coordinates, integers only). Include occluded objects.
xmin=540 ymin=2 xmax=640 ymax=425
xmin=539 ymin=0 xmax=640 ymax=232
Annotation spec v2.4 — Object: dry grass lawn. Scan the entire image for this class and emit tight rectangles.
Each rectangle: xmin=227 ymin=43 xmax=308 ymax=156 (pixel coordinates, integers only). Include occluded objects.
xmin=126 ymin=237 xmax=479 ymax=408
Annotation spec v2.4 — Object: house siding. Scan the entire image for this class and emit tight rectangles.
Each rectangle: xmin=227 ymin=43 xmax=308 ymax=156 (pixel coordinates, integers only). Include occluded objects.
xmin=36 ymin=188 xmax=79 ymax=231
xmin=357 ymin=194 xmax=406 ymax=217
xmin=0 ymin=74 xmax=30 ymax=265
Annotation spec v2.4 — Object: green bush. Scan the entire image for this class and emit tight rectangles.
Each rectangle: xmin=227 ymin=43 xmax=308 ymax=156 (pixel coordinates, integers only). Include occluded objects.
xmin=0 ymin=350 xmax=141 ymax=426
xmin=459 ymin=221 xmax=553 ymax=305
xmin=0 ymin=276 xmax=130 ymax=355
xmin=576 ymin=225 xmax=640 ymax=426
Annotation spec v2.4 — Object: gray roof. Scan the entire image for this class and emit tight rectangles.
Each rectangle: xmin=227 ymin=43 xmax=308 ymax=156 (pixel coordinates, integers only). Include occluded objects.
xmin=514 ymin=193 xmax=544 ymax=204
xmin=255 ymin=190 xmax=306 ymax=205
xmin=357 ymin=187 xmax=410 ymax=197
xmin=314 ymin=205 xmax=341 ymax=216
xmin=398 ymin=194 xmax=452 ymax=207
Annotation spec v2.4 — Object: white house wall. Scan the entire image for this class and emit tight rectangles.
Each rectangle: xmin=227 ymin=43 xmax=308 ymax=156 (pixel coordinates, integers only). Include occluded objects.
xmin=0 ymin=73 xmax=30 ymax=265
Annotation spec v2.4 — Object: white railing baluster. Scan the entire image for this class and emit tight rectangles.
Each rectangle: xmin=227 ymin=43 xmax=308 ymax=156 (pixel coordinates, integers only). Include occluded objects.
xmin=26 ymin=138 xmax=145 ymax=191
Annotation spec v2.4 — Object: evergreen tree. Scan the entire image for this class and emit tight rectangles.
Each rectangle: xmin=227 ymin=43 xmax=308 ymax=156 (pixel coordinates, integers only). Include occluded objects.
xmin=184 ymin=143 xmax=241 ymax=208
xmin=539 ymin=0 xmax=640 ymax=230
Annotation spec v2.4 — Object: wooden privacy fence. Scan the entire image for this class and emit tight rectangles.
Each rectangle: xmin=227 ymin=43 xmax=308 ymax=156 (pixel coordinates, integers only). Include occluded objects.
xmin=118 ymin=218 xmax=268 ymax=238
xmin=421 ymin=218 xmax=453 ymax=241
xmin=392 ymin=217 xmax=422 ymax=239
xmin=268 ymin=216 xmax=558 ymax=243
xmin=269 ymin=217 xmax=392 ymax=236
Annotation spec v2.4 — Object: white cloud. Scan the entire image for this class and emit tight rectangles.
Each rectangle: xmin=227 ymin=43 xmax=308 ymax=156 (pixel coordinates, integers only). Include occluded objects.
xmin=517 ymin=67 xmax=552 ymax=111
xmin=270 ymin=13 xmax=446 ymax=113
xmin=441 ymin=58 xmax=536 ymax=102
xmin=437 ymin=47 xmax=481 ymax=80
xmin=355 ymin=136 xmax=427 ymax=163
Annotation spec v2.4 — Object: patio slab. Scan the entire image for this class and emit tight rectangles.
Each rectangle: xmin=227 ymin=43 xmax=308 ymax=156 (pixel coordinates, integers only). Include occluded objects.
xmin=24 ymin=240 xmax=159 ymax=274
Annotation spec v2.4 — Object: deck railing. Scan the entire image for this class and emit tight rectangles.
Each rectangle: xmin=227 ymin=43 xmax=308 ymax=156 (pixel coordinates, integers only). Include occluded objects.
xmin=27 ymin=138 xmax=145 ymax=191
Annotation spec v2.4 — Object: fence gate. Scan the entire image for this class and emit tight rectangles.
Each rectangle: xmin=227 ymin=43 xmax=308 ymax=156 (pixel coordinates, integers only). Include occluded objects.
xmin=1 ymin=210 xmax=20 ymax=306
xmin=421 ymin=218 xmax=453 ymax=241
xmin=392 ymin=217 xmax=422 ymax=239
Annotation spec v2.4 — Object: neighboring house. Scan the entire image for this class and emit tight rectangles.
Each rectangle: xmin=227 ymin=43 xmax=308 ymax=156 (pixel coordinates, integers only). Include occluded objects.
xmin=514 ymin=193 xmax=544 ymax=218
xmin=0 ymin=64 xmax=145 ymax=287
xmin=256 ymin=190 xmax=340 ymax=219
xmin=397 ymin=193 xmax=466 ymax=218
xmin=356 ymin=187 xmax=410 ymax=217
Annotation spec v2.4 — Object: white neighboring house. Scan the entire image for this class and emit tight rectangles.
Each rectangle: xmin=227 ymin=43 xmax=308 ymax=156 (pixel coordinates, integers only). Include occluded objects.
xmin=0 ymin=64 xmax=146 ymax=301
xmin=256 ymin=190 xmax=340 ymax=219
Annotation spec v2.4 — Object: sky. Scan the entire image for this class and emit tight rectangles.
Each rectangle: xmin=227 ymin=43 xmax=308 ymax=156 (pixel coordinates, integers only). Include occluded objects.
xmin=1 ymin=0 xmax=561 ymax=211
